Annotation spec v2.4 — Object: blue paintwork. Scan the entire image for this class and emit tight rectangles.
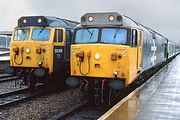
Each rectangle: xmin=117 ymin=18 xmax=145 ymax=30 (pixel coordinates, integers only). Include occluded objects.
xmin=18 ymin=16 xmax=79 ymax=28
xmin=142 ymin=29 xmax=167 ymax=72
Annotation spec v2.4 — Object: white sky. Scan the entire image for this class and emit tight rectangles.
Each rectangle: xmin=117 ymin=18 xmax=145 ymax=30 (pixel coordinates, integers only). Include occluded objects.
xmin=0 ymin=0 xmax=179 ymax=44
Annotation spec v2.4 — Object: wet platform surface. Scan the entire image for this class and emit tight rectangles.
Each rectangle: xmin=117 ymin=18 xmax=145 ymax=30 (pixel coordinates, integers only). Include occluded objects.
xmin=99 ymin=55 xmax=180 ymax=120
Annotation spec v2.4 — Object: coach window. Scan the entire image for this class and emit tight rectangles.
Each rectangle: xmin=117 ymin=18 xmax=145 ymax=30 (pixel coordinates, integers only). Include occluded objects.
xmin=54 ymin=29 xmax=63 ymax=42
xmin=132 ymin=29 xmax=137 ymax=47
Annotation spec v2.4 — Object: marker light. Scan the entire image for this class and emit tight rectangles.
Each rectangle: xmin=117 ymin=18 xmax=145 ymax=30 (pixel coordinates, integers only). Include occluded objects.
xmin=38 ymin=18 xmax=42 ymax=23
xmin=88 ymin=16 xmax=94 ymax=22
xmin=25 ymin=48 xmax=30 ymax=53
xmin=113 ymin=69 xmax=119 ymax=76
xmin=23 ymin=19 xmax=27 ymax=23
xmin=109 ymin=15 xmax=115 ymax=22
xmin=95 ymin=53 xmax=100 ymax=60
xmin=38 ymin=61 xmax=43 ymax=66
xmin=114 ymin=71 xmax=118 ymax=75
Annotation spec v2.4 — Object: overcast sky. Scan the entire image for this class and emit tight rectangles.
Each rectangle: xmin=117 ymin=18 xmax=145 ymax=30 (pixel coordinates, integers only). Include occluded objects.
xmin=0 ymin=0 xmax=179 ymax=43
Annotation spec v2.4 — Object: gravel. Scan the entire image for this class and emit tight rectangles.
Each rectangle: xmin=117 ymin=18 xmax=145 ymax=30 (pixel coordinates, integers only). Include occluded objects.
xmin=0 ymin=88 xmax=82 ymax=120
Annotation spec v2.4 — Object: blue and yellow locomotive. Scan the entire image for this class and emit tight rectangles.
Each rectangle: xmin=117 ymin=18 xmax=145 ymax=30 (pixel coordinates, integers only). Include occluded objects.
xmin=66 ymin=12 xmax=178 ymax=104
xmin=7 ymin=16 xmax=78 ymax=87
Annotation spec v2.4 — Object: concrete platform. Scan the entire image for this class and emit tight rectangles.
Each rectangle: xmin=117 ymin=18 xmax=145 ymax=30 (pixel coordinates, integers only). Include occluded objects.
xmin=99 ymin=55 xmax=180 ymax=120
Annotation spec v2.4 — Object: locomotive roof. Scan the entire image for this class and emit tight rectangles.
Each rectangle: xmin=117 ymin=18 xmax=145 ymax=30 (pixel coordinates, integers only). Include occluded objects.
xmin=80 ymin=12 xmax=140 ymax=28
xmin=80 ymin=12 xmax=167 ymax=40
xmin=18 ymin=16 xmax=79 ymax=29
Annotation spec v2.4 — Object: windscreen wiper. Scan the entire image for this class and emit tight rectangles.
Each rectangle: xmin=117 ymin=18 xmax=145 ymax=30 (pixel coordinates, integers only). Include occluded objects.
xmin=19 ymin=27 xmax=26 ymax=34
xmin=38 ymin=27 xmax=45 ymax=35
xmin=113 ymin=29 xmax=118 ymax=42
xmin=85 ymin=29 xmax=94 ymax=39
xmin=89 ymin=30 xmax=94 ymax=39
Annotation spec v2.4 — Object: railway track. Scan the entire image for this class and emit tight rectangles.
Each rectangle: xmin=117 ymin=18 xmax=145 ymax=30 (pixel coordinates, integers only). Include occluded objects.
xmin=0 ymin=74 xmax=12 ymax=78
xmin=0 ymin=86 xmax=44 ymax=108
xmin=0 ymin=74 xmax=20 ymax=83
xmin=47 ymin=100 xmax=110 ymax=120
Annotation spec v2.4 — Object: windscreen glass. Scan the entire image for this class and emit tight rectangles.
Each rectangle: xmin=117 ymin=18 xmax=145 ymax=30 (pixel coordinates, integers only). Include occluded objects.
xmin=14 ymin=28 xmax=30 ymax=41
xmin=101 ymin=28 xmax=127 ymax=44
xmin=32 ymin=28 xmax=51 ymax=41
xmin=75 ymin=28 xmax=99 ymax=43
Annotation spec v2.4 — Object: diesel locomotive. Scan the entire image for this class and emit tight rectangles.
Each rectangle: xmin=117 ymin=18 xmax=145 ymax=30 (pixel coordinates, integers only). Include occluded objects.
xmin=66 ymin=12 xmax=178 ymax=104
xmin=6 ymin=16 xmax=79 ymax=87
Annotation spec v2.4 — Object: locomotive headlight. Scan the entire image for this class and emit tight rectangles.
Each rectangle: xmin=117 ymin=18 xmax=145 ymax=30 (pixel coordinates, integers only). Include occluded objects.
xmin=23 ymin=19 xmax=27 ymax=23
xmin=25 ymin=48 xmax=31 ymax=53
xmin=109 ymin=15 xmax=115 ymax=22
xmin=88 ymin=16 xmax=94 ymax=22
xmin=38 ymin=18 xmax=42 ymax=23
xmin=95 ymin=53 xmax=100 ymax=60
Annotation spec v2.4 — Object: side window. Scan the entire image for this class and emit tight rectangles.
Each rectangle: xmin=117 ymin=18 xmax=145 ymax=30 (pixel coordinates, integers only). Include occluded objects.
xmin=58 ymin=29 xmax=63 ymax=42
xmin=132 ymin=29 xmax=137 ymax=47
xmin=137 ymin=31 xmax=141 ymax=47
xmin=53 ymin=29 xmax=63 ymax=42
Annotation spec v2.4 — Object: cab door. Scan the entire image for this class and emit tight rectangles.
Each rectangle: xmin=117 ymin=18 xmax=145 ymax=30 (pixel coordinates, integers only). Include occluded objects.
xmin=137 ymin=30 xmax=143 ymax=71
xmin=53 ymin=28 xmax=65 ymax=73
xmin=64 ymin=29 xmax=72 ymax=61
xmin=132 ymin=29 xmax=142 ymax=73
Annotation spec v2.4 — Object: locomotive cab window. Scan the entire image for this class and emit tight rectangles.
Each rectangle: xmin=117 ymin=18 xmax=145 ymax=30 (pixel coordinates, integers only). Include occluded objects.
xmin=101 ymin=28 xmax=127 ymax=44
xmin=74 ymin=28 xmax=129 ymax=45
xmin=14 ymin=28 xmax=30 ymax=41
xmin=54 ymin=29 xmax=63 ymax=42
xmin=131 ymin=29 xmax=138 ymax=47
xmin=75 ymin=28 xmax=99 ymax=43
xmin=32 ymin=28 xmax=51 ymax=41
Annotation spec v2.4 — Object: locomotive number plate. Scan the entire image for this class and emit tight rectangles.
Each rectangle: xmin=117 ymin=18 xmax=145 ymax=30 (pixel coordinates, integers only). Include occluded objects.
xmin=55 ymin=49 xmax=63 ymax=53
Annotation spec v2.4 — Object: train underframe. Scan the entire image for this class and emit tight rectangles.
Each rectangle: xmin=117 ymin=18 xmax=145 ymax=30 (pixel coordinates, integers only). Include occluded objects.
xmin=6 ymin=66 xmax=69 ymax=90
xmin=79 ymin=77 xmax=126 ymax=105
xmin=7 ymin=67 xmax=49 ymax=88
